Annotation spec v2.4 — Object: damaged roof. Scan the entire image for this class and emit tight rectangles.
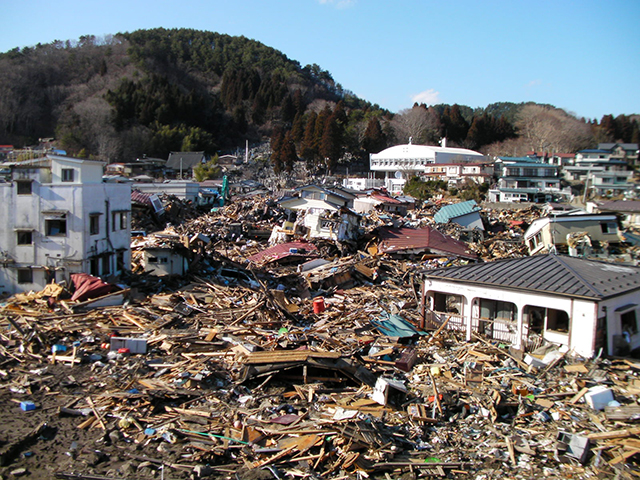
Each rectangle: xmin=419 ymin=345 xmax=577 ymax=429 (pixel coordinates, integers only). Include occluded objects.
xmin=377 ymin=226 xmax=477 ymax=259
xmin=434 ymin=200 xmax=481 ymax=223
xmin=424 ymin=254 xmax=640 ymax=300
xmin=248 ymin=241 xmax=318 ymax=265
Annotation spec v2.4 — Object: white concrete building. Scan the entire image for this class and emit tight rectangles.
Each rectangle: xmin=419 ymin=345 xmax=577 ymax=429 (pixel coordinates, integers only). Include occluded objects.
xmin=370 ymin=142 xmax=486 ymax=173
xmin=369 ymin=141 xmax=486 ymax=193
xmin=0 ymin=155 xmax=131 ymax=295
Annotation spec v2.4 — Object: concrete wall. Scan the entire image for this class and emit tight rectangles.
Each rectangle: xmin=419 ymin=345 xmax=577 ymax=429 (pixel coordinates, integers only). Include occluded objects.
xmin=0 ymin=159 xmax=131 ymax=295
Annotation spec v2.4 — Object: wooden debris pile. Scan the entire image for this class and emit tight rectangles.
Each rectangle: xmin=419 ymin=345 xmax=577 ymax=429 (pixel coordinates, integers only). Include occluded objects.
xmin=1 ymin=269 xmax=640 ymax=480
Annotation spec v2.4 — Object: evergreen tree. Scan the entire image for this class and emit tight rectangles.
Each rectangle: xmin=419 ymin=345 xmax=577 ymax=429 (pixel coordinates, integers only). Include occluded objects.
xmin=291 ymin=112 xmax=305 ymax=144
xmin=599 ymin=115 xmax=616 ymax=141
xmin=282 ymin=131 xmax=298 ymax=173
xmin=362 ymin=117 xmax=386 ymax=154
xmin=300 ymin=111 xmax=318 ymax=161
xmin=193 ymin=154 xmax=221 ymax=181
xmin=320 ymin=113 xmax=342 ymax=173
xmin=270 ymin=129 xmax=284 ymax=174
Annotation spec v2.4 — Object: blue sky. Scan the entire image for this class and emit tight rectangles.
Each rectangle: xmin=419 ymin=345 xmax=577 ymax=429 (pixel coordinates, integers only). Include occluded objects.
xmin=2 ymin=0 xmax=639 ymax=120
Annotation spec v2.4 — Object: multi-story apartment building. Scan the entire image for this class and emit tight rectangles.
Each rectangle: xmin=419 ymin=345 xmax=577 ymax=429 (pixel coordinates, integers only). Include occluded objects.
xmin=0 ymin=155 xmax=131 ymax=295
xmin=488 ymin=157 xmax=572 ymax=203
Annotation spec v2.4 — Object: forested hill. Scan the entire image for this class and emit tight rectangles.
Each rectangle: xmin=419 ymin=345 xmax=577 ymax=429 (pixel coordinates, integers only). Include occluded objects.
xmin=0 ymin=28 xmax=638 ymax=169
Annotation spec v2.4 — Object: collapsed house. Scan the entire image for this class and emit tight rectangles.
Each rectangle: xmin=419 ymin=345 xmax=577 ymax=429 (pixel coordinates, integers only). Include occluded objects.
xmin=434 ymin=199 xmax=484 ymax=231
xmin=277 ymin=185 xmax=361 ymax=242
xmin=524 ymin=212 xmax=623 ymax=256
xmin=374 ymin=225 xmax=478 ymax=260
xmin=421 ymin=254 xmax=640 ymax=358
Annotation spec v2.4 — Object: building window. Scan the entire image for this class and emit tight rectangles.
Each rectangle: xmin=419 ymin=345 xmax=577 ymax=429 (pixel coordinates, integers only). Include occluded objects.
xmin=90 ymin=257 xmax=99 ymax=276
xmin=116 ymin=251 xmax=125 ymax=271
xmin=621 ymin=310 xmax=638 ymax=335
xmin=16 ymin=231 xmax=33 ymax=245
xmin=148 ymin=256 xmax=158 ymax=263
xmin=547 ymin=309 xmax=570 ymax=333
xmin=45 ymin=219 xmax=67 ymax=236
xmin=61 ymin=168 xmax=74 ymax=182
xmin=524 ymin=306 xmax=545 ymax=334
xmin=17 ymin=268 xmax=33 ymax=284
xmin=90 ymin=214 xmax=100 ymax=235
xmin=16 ymin=181 xmax=32 ymax=195
xmin=601 ymin=222 xmax=617 ymax=234
xmin=119 ymin=212 xmax=128 ymax=230
xmin=102 ymin=255 xmax=110 ymax=275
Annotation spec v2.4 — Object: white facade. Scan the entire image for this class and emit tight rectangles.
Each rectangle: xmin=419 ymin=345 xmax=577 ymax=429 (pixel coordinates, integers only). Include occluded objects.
xmin=132 ymin=181 xmax=200 ymax=202
xmin=342 ymin=177 xmax=384 ymax=191
xmin=370 ymin=143 xmax=485 ymax=174
xmin=0 ymin=156 xmax=131 ymax=295
xmin=423 ymin=272 xmax=640 ymax=358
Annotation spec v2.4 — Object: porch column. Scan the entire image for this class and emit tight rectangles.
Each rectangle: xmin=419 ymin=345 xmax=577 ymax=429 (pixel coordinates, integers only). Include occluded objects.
xmin=465 ymin=296 xmax=473 ymax=342
xmin=515 ymin=303 xmax=524 ymax=350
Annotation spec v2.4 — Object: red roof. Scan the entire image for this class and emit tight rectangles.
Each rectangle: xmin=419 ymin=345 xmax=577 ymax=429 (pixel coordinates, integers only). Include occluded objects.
xmin=248 ymin=241 xmax=318 ymax=264
xmin=131 ymin=190 xmax=155 ymax=206
xmin=370 ymin=193 xmax=401 ymax=204
xmin=377 ymin=226 xmax=476 ymax=259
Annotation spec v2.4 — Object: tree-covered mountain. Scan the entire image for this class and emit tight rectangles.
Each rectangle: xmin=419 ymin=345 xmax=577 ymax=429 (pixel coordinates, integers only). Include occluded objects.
xmin=0 ymin=28 xmax=638 ymax=171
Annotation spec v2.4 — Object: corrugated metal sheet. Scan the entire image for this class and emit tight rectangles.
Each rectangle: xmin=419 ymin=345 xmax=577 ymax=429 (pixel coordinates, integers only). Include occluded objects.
xmin=131 ymin=190 xmax=154 ymax=206
xmin=434 ymin=200 xmax=480 ymax=223
xmin=248 ymin=241 xmax=318 ymax=264
xmin=424 ymin=254 xmax=640 ymax=300
xmin=378 ymin=226 xmax=477 ymax=259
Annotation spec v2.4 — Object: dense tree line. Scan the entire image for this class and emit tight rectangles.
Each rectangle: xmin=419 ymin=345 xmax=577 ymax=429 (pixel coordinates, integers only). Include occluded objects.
xmin=0 ymin=28 xmax=638 ymax=171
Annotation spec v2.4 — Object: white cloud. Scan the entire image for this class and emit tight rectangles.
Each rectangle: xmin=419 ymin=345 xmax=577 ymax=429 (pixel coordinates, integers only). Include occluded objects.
xmin=318 ymin=0 xmax=357 ymax=9
xmin=526 ymin=79 xmax=542 ymax=88
xmin=411 ymin=89 xmax=440 ymax=105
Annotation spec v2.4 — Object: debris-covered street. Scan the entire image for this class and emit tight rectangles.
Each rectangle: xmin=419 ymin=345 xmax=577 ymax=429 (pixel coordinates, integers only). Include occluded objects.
xmin=1 ymin=192 xmax=640 ymax=480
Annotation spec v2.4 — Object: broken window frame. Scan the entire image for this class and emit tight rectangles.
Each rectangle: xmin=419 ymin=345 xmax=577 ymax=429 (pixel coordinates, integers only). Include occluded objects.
xmin=476 ymin=298 xmax=518 ymax=340
xmin=45 ymin=218 xmax=67 ymax=236
xmin=545 ymin=308 xmax=570 ymax=334
xmin=432 ymin=292 xmax=465 ymax=331
xmin=621 ymin=309 xmax=638 ymax=335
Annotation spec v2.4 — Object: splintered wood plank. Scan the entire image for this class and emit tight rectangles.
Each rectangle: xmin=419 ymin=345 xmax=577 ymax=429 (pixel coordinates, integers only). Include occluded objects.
xmin=242 ymin=350 xmax=343 ymax=364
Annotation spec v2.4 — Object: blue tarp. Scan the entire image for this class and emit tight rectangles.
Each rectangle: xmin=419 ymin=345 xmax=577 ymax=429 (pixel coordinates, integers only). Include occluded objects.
xmin=370 ymin=312 xmax=427 ymax=338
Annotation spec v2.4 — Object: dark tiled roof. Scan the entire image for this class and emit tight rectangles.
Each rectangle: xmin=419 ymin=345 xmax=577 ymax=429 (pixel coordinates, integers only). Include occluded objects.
xmin=166 ymin=152 xmax=205 ymax=170
xmin=597 ymin=200 xmax=640 ymax=213
xmin=424 ymin=254 xmax=640 ymax=300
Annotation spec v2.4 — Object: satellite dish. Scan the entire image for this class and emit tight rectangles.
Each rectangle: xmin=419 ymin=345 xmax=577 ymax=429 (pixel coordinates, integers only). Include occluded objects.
xmin=394 ymin=171 xmax=403 ymax=179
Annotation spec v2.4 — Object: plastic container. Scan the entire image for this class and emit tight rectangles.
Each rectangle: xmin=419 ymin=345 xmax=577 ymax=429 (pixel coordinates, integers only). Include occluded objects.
xmin=313 ymin=297 xmax=325 ymax=313
xmin=20 ymin=401 xmax=36 ymax=411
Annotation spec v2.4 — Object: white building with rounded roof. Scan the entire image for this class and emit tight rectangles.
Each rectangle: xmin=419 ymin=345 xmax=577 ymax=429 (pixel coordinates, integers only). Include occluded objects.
xmin=370 ymin=141 xmax=485 ymax=173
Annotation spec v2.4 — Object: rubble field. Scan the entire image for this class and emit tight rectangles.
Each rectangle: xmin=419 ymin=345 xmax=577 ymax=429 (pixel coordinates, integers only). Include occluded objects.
xmin=1 ymin=195 xmax=640 ymax=480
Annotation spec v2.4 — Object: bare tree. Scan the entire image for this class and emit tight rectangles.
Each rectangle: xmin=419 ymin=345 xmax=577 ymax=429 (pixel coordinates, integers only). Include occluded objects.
xmin=390 ymin=105 xmax=440 ymax=145
xmin=72 ymin=97 xmax=120 ymax=161
xmin=516 ymin=105 xmax=591 ymax=153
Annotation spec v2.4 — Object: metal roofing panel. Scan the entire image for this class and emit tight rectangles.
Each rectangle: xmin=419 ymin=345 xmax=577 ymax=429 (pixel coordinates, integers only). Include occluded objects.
xmin=434 ymin=200 xmax=480 ymax=223
xmin=378 ymin=226 xmax=477 ymax=259
xmin=248 ymin=241 xmax=318 ymax=264
xmin=424 ymin=254 xmax=640 ymax=300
